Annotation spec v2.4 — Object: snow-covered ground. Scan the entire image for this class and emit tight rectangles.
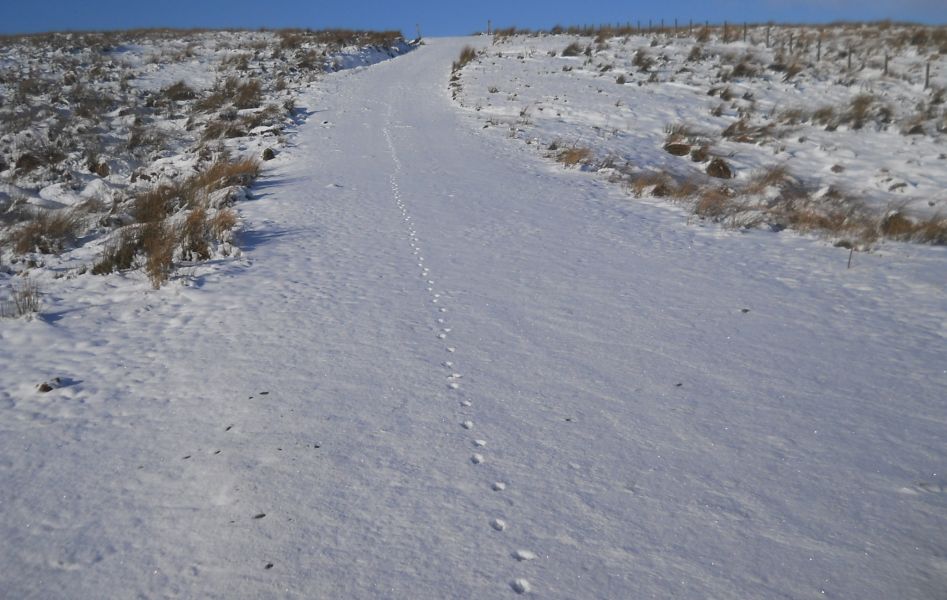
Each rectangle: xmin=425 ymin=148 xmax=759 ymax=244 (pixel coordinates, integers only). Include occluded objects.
xmin=1 ymin=29 xmax=411 ymax=297
xmin=453 ymin=25 xmax=947 ymax=243
xmin=1 ymin=35 xmax=946 ymax=599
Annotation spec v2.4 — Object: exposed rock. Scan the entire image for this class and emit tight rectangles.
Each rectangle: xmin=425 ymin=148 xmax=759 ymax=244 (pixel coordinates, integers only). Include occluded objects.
xmin=664 ymin=143 xmax=690 ymax=156
xmin=262 ymin=148 xmax=276 ymax=161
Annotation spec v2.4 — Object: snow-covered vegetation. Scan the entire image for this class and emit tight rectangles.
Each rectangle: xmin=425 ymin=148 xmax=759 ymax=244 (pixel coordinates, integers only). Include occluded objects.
xmin=451 ymin=23 xmax=947 ymax=246
xmin=0 ymin=28 xmax=409 ymax=311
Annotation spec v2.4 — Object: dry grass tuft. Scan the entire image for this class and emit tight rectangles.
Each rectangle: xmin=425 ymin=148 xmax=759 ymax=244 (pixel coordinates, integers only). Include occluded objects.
xmin=209 ymin=208 xmax=238 ymax=241
xmin=10 ymin=210 xmax=79 ymax=254
xmin=92 ymin=227 xmax=138 ymax=275
xmin=556 ymin=146 xmax=592 ymax=167
xmin=561 ymin=42 xmax=583 ymax=57
xmin=133 ymin=186 xmax=178 ymax=223
xmin=746 ymin=165 xmax=792 ymax=194
xmin=163 ymin=80 xmax=196 ymax=102
xmin=695 ymin=189 xmax=731 ymax=220
xmin=452 ymin=46 xmax=477 ymax=72
xmin=233 ymin=79 xmax=263 ymax=110
xmin=180 ymin=208 xmax=210 ymax=261
xmin=141 ymin=221 xmax=177 ymax=288
xmin=1 ymin=277 xmax=40 ymax=318
xmin=192 ymin=158 xmax=261 ymax=193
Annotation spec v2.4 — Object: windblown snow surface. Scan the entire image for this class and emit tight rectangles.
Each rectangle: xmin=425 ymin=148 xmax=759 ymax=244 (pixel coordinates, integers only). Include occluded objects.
xmin=2 ymin=37 xmax=946 ymax=599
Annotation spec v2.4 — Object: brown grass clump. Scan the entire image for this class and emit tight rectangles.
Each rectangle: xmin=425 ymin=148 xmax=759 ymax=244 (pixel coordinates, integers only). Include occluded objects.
xmin=627 ymin=172 xmax=672 ymax=197
xmin=180 ymin=208 xmax=210 ymax=261
xmin=133 ymin=186 xmax=178 ymax=223
xmin=163 ymin=80 xmax=196 ymax=102
xmin=633 ymin=49 xmax=654 ymax=72
xmin=556 ymin=146 xmax=592 ymax=167
xmin=141 ymin=221 xmax=177 ymax=288
xmin=879 ymin=212 xmax=915 ymax=238
xmin=209 ymin=208 xmax=238 ymax=241
xmin=92 ymin=227 xmax=138 ymax=275
xmin=192 ymin=158 xmax=261 ymax=193
xmin=202 ymin=119 xmax=246 ymax=141
xmin=561 ymin=42 xmax=583 ymax=57
xmin=233 ymin=79 xmax=262 ymax=110
xmin=847 ymin=93 xmax=874 ymax=129
xmin=746 ymin=165 xmax=792 ymax=194
xmin=695 ymin=189 xmax=732 ymax=220
xmin=10 ymin=210 xmax=79 ymax=254
xmin=132 ymin=158 xmax=260 ymax=222
xmin=452 ymin=46 xmax=477 ymax=72
xmin=873 ymin=210 xmax=947 ymax=243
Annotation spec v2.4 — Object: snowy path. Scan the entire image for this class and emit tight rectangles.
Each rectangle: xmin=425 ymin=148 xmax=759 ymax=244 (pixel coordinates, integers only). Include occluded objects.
xmin=2 ymin=38 xmax=946 ymax=598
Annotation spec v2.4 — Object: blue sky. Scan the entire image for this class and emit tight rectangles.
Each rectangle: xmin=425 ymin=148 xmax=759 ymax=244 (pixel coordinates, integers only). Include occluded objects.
xmin=1 ymin=0 xmax=944 ymax=36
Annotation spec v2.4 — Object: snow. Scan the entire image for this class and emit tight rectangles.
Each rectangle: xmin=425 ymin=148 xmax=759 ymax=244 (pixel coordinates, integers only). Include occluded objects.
xmin=1 ymin=35 xmax=946 ymax=599
xmin=455 ymin=27 xmax=947 ymax=222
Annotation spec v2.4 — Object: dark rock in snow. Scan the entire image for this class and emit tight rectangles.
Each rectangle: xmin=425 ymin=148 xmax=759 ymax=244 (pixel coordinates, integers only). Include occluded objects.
xmin=706 ymin=157 xmax=733 ymax=179
xmin=664 ymin=143 xmax=690 ymax=156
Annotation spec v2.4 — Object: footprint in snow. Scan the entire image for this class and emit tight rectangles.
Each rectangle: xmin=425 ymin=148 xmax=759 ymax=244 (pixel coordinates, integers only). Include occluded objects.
xmin=462 ymin=420 xmax=474 ymax=429
xmin=511 ymin=579 xmax=531 ymax=594
xmin=491 ymin=518 xmax=507 ymax=531
xmin=513 ymin=550 xmax=536 ymax=561
xmin=461 ymin=400 xmax=472 ymax=407
xmin=474 ymin=439 xmax=486 ymax=447
xmin=471 ymin=454 xmax=484 ymax=464
xmin=492 ymin=482 xmax=506 ymax=491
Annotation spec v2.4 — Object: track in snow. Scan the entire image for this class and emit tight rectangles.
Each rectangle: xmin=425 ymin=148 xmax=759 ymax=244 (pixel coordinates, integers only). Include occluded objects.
xmin=0 ymin=37 xmax=945 ymax=599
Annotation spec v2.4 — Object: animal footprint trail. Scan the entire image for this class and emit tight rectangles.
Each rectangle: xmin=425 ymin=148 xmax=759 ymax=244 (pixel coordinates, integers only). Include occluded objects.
xmin=383 ymin=118 xmax=535 ymax=595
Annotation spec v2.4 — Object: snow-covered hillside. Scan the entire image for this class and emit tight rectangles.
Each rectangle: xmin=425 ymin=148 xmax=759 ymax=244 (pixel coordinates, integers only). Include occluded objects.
xmin=1 ymin=33 xmax=945 ymax=599
xmin=452 ymin=24 xmax=947 ymax=246
xmin=1 ymin=29 xmax=411 ymax=304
